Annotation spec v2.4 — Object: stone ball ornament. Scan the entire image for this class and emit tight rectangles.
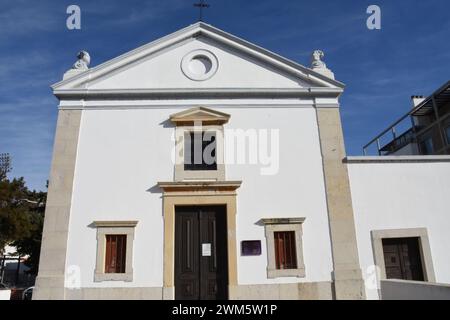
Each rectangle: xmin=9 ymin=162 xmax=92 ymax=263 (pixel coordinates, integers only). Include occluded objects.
xmin=72 ymin=50 xmax=91 ymax=70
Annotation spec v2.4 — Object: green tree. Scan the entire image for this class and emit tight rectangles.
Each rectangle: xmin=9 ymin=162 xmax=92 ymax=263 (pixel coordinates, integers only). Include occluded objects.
xmin=0 ymin=177 xmax=32 ymax=252
xmin=12 ymin=190 xmax=46 ymax=275
xmin=0 ymin=175 xmax=46 ymax=275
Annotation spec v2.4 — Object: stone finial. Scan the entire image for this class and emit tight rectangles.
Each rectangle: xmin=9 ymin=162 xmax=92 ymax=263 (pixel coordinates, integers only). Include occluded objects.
xmin=63 ymin=50 xmax=91 ymax=80
xmin=311 ymin=50 xmax=326 ymax=69
xmin=310 ymin=50 xmax=334 ymax=79
xmin=72 ymin=50 xmax=91 ymax=70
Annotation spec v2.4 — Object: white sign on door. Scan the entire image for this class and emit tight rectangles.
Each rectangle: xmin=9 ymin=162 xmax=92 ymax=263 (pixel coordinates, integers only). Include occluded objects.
xmin=202 ymin=243 xmax=211 ymax=257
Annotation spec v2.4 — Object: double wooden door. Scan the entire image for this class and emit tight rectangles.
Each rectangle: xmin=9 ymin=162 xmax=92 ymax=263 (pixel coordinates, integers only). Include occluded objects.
xmin=175 ymin=205 xmax=228 ymax=300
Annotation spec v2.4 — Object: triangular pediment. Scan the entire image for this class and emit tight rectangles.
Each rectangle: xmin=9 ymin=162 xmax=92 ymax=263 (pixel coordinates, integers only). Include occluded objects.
xmin=52 ymin=23 xmax=344 ymax=99
xmin=170 ymin=107 xmax=230 ymax=125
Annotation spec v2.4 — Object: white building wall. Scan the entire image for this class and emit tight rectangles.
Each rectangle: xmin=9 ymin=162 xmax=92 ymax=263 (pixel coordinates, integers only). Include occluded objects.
xmin=226 ymin=107 xmax=333 ymax=285
xmin=87 ymin=37 xmax=310 ymax=90
xmin=65 ymin=104 xmax=334 ymax=288
xmin=348 ymin=159 xmax=450 ymax=299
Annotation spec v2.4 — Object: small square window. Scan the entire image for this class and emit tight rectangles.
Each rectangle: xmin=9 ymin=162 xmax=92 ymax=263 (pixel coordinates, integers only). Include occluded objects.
xmin=93 ymin=221 xmax=137 ymax=282
xmin=184 ymin=131 xmax=217 ymax=171
xmin=105 ymin=235 xmax=127 ymax=274
xmin=262 ymin=218 xmax=306 ymax=278
xmin=274 ymin=231 xmax=297 ymax=269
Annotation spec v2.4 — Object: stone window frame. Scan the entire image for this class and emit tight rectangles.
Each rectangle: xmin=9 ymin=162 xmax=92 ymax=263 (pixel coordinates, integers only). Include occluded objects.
xmin=261 ymin=218 xmax=306 ymax=278
xmin=170 ymin=107 xmax=230 ymax=182
xmin=93 ymin=221 xmax=138 ymax=282
xmin=371 ymin=227 xmax=436 ymax=282
xmin=174 ymin=124 xmax=225 ymax=181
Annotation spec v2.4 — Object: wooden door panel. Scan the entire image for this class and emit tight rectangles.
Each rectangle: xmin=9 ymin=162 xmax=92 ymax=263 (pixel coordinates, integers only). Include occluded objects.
xmin=199 ymin=207 xmax=228 ymax=300
xmin=175 ymin=211 xmax=200 ymax=300
xmin=383 ymin=243 xmax=403 ymax=279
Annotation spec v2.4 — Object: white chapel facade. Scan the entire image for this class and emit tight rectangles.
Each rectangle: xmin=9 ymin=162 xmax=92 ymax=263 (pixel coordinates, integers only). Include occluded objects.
xmin=33 ymin=23 xmax=450 ymax=300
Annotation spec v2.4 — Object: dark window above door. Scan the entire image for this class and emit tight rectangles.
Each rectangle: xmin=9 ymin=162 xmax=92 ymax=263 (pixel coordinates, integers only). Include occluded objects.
xmin=184 ymin=131 xmax=217 ymax=171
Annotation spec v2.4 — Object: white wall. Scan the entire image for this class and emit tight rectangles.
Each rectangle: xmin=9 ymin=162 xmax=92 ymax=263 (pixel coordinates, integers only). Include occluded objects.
xmin=66 ymin=104 xmax=334 ymax=288
xmin=88 ymin=37 xmax=309 ymax=90
xmin=226 ymin=108 xmax=333 ymax=285
xmin=348 ymin=159 xmax=450 ymax=299
xmin=67 ymin=108 xmax=171 ymax=288
xmin=381 ymin=279 xmax=450 ymax=300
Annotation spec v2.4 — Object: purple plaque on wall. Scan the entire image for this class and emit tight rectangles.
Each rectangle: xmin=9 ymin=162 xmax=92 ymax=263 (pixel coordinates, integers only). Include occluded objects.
xmin=241 ymin=240 xmax=261 ymax=256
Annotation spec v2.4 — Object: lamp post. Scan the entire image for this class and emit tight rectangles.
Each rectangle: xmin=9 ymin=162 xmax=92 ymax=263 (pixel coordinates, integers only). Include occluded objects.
xmin=0 ymin=153 xmax=11 ymax=178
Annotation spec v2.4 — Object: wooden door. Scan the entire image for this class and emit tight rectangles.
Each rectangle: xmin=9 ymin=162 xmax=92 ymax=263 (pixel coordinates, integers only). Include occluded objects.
xmin=382 ymin=237 xmax=424 ymax=281
xmin=175 ymin=206 xmax=228 ymax=300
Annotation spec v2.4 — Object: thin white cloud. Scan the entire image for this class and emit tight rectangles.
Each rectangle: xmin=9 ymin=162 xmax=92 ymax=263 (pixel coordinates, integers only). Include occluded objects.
xmin=83 ymin=0 xmax=188 ymax=29
xmin=0 ymin=51 xmax=54 ymax=77
xmin=0 ymin=1 xmax=60 ymax=39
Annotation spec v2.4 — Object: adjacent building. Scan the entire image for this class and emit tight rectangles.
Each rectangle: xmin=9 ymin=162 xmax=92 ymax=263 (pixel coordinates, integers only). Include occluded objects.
xmin=364 ymin=81 xmax=450 ymax=156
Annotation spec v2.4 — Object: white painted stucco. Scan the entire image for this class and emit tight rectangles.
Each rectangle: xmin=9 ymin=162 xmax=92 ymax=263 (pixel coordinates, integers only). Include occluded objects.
xmin=88 ymin=37 xmax=310 ymax=90
xmin=65 ymin=105 xmax=334 ymax=288
xmin=348 ymin=160 xmax=450 ymax=299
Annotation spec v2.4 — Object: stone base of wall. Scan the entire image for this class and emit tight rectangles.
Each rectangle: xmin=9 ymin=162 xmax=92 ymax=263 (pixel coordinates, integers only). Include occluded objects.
xmin=33 ymin=275 xmax=66 ymax=300
xmin=229 ymin=282 xmax=334 ymax=300
xmin=65 ymin=287 xmax=163 ymax=300
xmin=333 ymin=269 xmax=366 ymax=300
xmin=333 ymin=278 xmax=366 ymax=300
xmin=39 ymin=281 xmax=333 ymax=300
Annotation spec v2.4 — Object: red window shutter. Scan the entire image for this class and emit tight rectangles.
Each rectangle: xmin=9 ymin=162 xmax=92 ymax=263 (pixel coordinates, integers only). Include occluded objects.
xmin=274 ymin=231 xmax=297 ymax=269
xmin=105 ymin=235 xmax=127 ymax=273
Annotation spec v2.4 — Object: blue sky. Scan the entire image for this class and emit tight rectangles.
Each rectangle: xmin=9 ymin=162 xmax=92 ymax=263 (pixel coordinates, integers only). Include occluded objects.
xmin=1 ymin=0 xmax=449 ymax=191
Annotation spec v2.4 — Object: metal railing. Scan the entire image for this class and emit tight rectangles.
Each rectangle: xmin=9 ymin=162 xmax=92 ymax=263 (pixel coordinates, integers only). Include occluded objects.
xmin=363 ymin=113 xmax=415 ymax=155
xmin=378 ymin=127 xmax=417 ymax=154
xmin=363 ymin=81 xmax=450 ymax=156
